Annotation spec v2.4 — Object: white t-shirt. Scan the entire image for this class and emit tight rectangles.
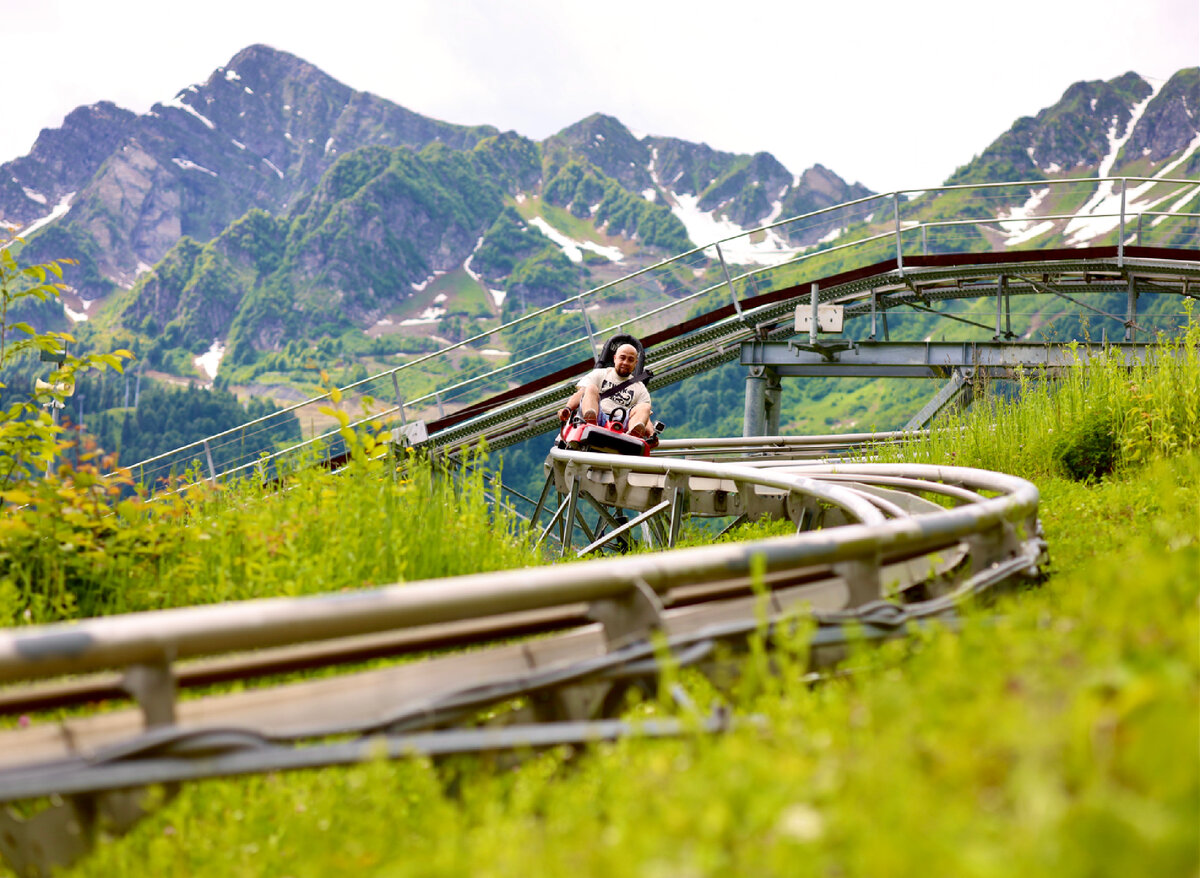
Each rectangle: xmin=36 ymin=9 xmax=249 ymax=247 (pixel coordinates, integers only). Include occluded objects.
xmin=577 ymin=367 xmax=651 ymax=422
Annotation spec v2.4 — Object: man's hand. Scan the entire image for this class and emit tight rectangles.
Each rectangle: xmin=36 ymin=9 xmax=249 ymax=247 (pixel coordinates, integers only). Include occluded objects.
xmin=559 ymin=407 xmax=573 ymax=422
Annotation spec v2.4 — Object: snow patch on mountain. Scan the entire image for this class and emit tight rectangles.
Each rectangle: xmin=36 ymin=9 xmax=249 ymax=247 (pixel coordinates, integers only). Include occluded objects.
xmin=20 ymin=191 xmax=75 ymax=238
xmin=194 ymin=339 xmax=226 ymax=380
xmin=1001 ymin=187 xmax=1053 ymax=247
xmin=668 ymin=193 xmax=800 ymax=265
xmin=400 ymin=307 xmax=445 ymax=326
xmin=529 ymin=216 xmax=623 ymax=263
xmin=1065 ymin=83 xmax=1163 ymax=245
xmin=1151 ymin=177 xmax=1200 ymax=228
xmin=63 ymin=297 xmax=93 ymax=323
xmin=162 ymin=96 xmax=216 ymax=130
xmin=463 ymin=237 xmax=508 ymax=307
xmin=173 ymin=158 xmax=218 ymax=177
xmin=410 ymin=273 xmax=437 ymax=292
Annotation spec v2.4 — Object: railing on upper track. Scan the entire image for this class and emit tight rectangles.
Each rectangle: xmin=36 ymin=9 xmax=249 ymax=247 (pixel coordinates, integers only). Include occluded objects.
xmin=123 ymin=175 xmax=1200 ymax=489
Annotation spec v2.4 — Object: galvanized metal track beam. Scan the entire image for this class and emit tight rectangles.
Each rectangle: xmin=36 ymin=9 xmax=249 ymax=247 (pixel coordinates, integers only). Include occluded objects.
xmin=738 ymin=340 xmax=1180 ymax=378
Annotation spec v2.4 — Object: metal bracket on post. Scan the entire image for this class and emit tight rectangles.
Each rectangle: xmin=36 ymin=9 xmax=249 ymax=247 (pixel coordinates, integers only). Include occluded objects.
xmin=0 ymin=661 xmax=180 ymax=876
xmin=0 ymin=797 xmax=97 ymax=878
xmin=965 ymin=520 xmax=1020 ymax=577
xmin=1125 ymin=276 xmax=1138 ymax=343
xmin=588 ymin=577 xmax=666 ymax=651
xmin=528 ymin=578 xmax=667 ymax=723
xmin=715 ymin=243 xmax=745 ymax=320
xmin=833 ymin=549 xmax=883 ymax=607
xmin=123 ymin=659 xmax=178 ymax=729
xmin=434 ymin=390 xmax=445 ymax=419
xmin=786 ymin=489 xmax=817 ymax=534
xmin=392 ymin=420 xmax=429 ymax=449
xmin=664 ymin=473 xmax=689 ymax=547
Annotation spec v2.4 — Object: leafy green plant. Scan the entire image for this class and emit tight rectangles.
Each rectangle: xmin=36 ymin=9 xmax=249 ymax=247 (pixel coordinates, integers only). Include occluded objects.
xmin=0 ymin=240 xmax=133 ymax=485
xmin=1053 ymin=405 xmax=1120 ymax=481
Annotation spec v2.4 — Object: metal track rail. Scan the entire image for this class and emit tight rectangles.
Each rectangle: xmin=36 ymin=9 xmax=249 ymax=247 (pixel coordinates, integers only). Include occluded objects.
xmin=0 ymin=438 xmax=1045 ymax=875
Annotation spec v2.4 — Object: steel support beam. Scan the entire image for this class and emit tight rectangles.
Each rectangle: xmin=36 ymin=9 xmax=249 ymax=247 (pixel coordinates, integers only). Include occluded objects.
xmin=904 ymin=369 xmax=976 ymax=430
xmin=764 ymin=368 xmax=782 ymax=435
xmin=743 ymin=366 xmax=768 ymax=437
xmin=740 ymin=340 xmax=1178 ymax=378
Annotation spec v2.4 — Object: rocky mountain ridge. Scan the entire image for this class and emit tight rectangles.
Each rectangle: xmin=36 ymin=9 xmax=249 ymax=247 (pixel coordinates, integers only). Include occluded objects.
xmin=2 ymin=45 xmax=869 ymax=301
xmin=949 ymin=68 xmax=1198 ymax=184
xmin=2 ymin=45 xmax=498 ymax=295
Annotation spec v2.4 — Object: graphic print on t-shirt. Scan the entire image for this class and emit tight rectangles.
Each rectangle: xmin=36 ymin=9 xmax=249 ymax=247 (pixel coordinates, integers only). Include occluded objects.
xmin=601 ymin=377 xmax=637 ymax=409
xmin=578 ymin=367 xmax=649 ymax=425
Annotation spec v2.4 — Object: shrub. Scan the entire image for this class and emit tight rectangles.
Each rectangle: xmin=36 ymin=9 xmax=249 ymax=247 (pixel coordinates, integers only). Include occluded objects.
xmin=1054 ymin=405 xmax=1120 ymax=481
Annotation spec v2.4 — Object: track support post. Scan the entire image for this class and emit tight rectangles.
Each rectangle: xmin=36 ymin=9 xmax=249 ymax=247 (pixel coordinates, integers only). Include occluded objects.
xmin=833 ymin=549 xmax=883 ymax=607
xmin=743 ymin=365 xmax=768 ymax=438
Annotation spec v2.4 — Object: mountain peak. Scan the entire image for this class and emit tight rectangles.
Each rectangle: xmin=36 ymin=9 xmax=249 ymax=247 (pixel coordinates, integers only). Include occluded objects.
xmin=224 ymin=44 xmax=311 ymax=73
xmin=947 ymin=69 xmax=1164 ymax=185
xmin=547 ymin=113 xmax=650 ymax=192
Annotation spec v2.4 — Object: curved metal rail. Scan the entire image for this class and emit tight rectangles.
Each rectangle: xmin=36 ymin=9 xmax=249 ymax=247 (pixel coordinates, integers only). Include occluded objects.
xmin=0 ymin=437 xmax=1045 ymax=874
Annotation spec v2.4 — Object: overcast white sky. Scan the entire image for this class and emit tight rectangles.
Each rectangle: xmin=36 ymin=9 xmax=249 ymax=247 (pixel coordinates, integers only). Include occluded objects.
xmin=2 ymin=0 xmax=1196 ymax=192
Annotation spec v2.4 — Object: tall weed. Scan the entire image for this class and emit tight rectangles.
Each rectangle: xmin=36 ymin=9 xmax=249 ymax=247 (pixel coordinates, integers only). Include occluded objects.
xmin=0 ymin=445 xmax=537 ymax=625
